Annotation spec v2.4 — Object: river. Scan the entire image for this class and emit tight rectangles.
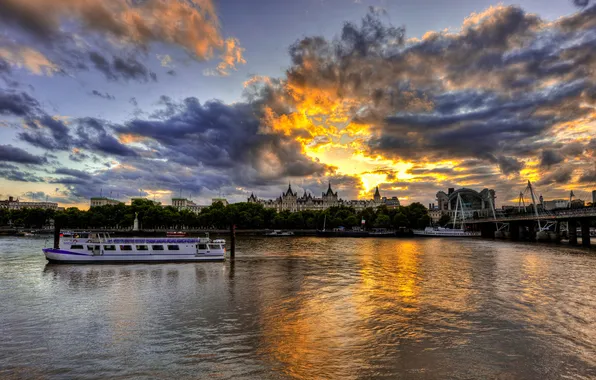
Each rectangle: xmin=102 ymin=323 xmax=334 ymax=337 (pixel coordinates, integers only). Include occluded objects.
xmin=1 ymin=236 xmax=595 ymax=379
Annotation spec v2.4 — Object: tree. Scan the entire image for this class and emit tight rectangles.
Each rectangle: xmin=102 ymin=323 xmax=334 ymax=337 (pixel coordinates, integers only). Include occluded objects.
xmin=374 ymin=214 xmax=391 ymax=228
xmin=438 ymin=214 xmax=451 ymax=227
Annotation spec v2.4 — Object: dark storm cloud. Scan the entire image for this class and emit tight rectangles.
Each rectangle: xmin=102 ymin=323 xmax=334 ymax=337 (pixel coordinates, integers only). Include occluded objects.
xmin=0 ymin=144 xmax=47 ymax=164
xmin=89 ymin=52 xmax=156 ymax=82
xmin=90 ymin=90 xmax=115 ymax=100
xmin=116 ymin=97 xmax=328 ymax=181
xmin=578 ymin=169 xmax=596 ymax=184
xmin=54 ymin=167 xmax=92 ymax=179
xmin=535 ymin=165 xmax=575 ymax=186
xmin=0 ymin=89 xmax=40 ymax=116
xmin=540 ymin=149 xmax=565 ymax=168
xmin=258 ymin=5 xmax=596 ymax=184
xmin=495 ymin=156 xmax=525 ymax=175
xmin=0 ymin=169 xmax=44 ymax=182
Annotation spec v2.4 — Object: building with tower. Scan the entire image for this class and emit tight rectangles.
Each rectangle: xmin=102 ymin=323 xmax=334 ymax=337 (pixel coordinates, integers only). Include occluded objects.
xmin=247 ymin=183 xmax=395 ymax=212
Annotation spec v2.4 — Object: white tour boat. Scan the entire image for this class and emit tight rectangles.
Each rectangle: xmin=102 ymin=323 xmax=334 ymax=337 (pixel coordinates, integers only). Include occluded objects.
xmin=413 ymin=193 xmax=480 ymax=237
xmin=413 ymin=226 xmax=480 ymax=237
xmin=43 ymin=232 xmax=226 ymax=263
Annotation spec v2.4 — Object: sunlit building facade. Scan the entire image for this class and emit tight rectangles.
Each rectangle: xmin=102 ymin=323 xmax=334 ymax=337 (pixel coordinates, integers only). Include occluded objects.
xmin=248 ymin=184 xmax=396 ymax=212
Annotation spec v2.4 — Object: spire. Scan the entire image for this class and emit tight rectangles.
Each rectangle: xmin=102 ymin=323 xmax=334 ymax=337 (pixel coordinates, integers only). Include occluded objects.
xmin=326 ymin=181 xmax=334 ymax=195
xmin=374 ymin=186 xmax=380 ymax=197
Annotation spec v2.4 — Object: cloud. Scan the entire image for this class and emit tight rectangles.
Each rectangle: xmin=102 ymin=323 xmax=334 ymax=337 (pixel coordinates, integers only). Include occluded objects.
xmin=0 ymin=89 xmax=40 ymax=116
xmin=540 ymin=149 xmax=565 ymax=168
xmin=0 ymin=169 xmax=44 ymax=182
xmin=535 ymin=165 xmax=575 ymax=186
xmin=116 ymin=97 xmax=329 ymax=181
xmin=0 ymin=144 xmax=47 ymax=164
xmin=0 ymin=0 xmax=246 ymax=79
xmin=90 ymin=90 xmax=115 ymax=100
xmin=0 ymin=44 xmax=59 ymax=76
xmin=88 ymin=52 xmax=156 ymax=82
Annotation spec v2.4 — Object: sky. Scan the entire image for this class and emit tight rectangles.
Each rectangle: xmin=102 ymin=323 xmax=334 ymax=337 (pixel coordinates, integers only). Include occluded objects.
xmin=1 ymin=0 xmax=595 ymax=209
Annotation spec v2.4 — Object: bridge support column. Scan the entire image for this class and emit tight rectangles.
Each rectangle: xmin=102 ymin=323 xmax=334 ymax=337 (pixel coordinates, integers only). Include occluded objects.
xmin=481 ymin=223 xmax=495 ymax=239
xmin=528 ymin=222 xmax=537 ymax=242
xmin=568 ymin=219 xmax=577 ymax=245
xmin=581 ymin=220 xmax=591 ymax=248
xmin=510 ymin=222 xmax=520 ymax=241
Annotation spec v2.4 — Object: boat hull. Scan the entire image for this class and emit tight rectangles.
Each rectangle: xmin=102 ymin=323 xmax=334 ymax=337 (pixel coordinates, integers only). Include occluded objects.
xmin=412 ymin=230 xmax=480 ymax=237
xmin=43 ymin=248 xmax=225 ymax=264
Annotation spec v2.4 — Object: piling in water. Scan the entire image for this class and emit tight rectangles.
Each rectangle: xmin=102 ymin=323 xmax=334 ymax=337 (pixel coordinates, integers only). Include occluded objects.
xmin=230 ymin=224 xmax=236 ymax=259
xmin=53 ymin=224 xmax=60 ymax=249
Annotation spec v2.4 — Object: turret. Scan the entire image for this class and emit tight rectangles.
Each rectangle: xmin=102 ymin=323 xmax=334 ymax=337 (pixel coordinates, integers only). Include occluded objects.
xmin=374 ymin=186 xmax=381 ymax=202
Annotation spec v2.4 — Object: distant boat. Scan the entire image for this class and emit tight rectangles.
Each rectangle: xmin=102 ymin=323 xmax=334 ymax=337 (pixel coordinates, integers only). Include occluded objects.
xmin=413 ymin=193 xmax=480 ymax=237
xmin=264 ymin=230 xmax=295 ymax=236
xmin=413 ymin=226 xmax=480 ymax=237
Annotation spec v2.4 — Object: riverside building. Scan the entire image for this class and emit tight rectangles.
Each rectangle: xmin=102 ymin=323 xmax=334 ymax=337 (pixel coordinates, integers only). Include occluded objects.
xmin=89 ymin=197 xmax=123 ymax=207
xmin=0 ymin=196 xmax=58 ymax=210
xmin=435 ymin=187 xmax=496 ymax=221
xmin=247 ymin=183 xmax=397 ymax=212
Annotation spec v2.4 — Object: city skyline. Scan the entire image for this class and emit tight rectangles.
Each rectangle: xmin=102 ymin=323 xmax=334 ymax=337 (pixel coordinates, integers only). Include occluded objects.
xmin=1 ymin=0 xmax=595 ymax=209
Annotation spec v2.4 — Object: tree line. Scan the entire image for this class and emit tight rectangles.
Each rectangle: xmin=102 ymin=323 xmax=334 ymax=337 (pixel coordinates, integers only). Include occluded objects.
xmin=1 ymin=199 xmax=432 ymax=230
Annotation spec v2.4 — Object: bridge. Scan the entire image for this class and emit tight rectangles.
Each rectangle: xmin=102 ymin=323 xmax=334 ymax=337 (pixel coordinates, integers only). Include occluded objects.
xmin=458 ymin=181 xmax=596 ymax=247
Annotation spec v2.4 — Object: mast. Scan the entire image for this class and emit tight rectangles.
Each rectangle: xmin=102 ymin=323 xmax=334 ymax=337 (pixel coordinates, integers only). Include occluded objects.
xmin=459 ymin=193 xmax=465 ymax=230
xmin=527 ymin=180 xmax=542 ymax=230
xmin=453 ymin=193 xmax=460 ymax=230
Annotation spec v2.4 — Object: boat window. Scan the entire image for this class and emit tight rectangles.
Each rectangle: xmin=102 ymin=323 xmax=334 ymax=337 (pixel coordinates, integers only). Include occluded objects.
xmin=198 ymin=244 xmax=207 ymax=250
xmin=152 ymin=245 xmax=164 ymax=251
xmin=87 ymin=245 xmax=94 ymax=250
xmin=167 ymin=245 xmax=180 ymax=251
xmin=71 ymin=245 xmax=84 ymax=250
xmin=208 ymin=244 xmax=221 ymax=250
xmin=136 ymin=245 xmax=149 ymax=251
xmin=120 ymin=245 xmax=133 ymax=251
xmin=104 ymin=245 xmax=116 ymax=251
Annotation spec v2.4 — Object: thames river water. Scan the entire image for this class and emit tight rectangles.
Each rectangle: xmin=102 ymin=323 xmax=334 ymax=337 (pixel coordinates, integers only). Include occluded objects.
xmin=1 ymin=236 xmax=595 ymax=379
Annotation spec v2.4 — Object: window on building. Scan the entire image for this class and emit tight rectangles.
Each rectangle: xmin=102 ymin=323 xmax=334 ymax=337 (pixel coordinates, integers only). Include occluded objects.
xmin=71 ymin=245 xmax=84 ymax=250
xmin=167 ymin=245 xmax=180 ymax=251
xmin=152 ymin=245 xmax=164 ymax=251
xmin=120 ymin=245 xmax=133 ymax=251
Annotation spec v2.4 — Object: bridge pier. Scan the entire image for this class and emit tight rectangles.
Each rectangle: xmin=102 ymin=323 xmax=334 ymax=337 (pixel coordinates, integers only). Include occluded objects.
xmin=581 ymin=220 xmax=591 ymax=248
xmin=527 ymin=222 xmax=537 ymax=242
xmin=510 ymin=222 xmax=520 ymax=241
xmin=568 ymin=219 xmax=578 ymax=245
xmin=481 ymin=223 xmax=495 ymax=238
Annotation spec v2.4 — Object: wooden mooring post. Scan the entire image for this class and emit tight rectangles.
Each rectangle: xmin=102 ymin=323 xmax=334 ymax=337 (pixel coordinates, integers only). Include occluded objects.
xmin=53 ymin=223 xmax=60 ymax=249
xmin=229 ymin=224 xmax=236 ymax=259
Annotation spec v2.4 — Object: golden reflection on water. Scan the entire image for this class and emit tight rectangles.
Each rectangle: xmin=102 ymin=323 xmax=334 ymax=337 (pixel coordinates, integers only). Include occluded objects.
xmin=258 ymin=239 xmax=429 ymax=379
